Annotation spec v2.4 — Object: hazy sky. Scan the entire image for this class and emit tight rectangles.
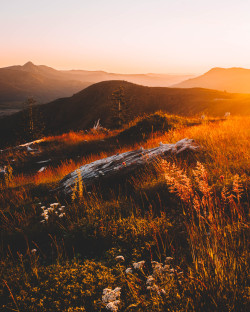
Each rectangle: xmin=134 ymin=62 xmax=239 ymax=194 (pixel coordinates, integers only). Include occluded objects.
xmin=1 ymin=0 xmax=250 ymax=74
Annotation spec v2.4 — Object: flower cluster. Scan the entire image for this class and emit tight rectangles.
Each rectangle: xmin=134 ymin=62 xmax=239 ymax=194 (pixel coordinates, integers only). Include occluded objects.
xmin=40 ymin=203 xmax=66 ymax=223
xmin=146 ymin=257 xmax=183 ymax=294
xmin=115 ymin=255 xmax=125 ymax=262
xmin=132 ymin=260 xmax=145 ymax=270
xmin=124 ymin=257 xmax=183 ymax=296
xmin=102 ymin=287 xmax=121 ymax=311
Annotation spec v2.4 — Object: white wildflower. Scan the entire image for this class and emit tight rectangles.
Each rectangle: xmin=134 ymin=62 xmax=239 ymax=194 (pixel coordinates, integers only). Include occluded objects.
xmin=115 ymin=255 xmax=125 ymax=262
xmin=163 ymin=264 xmax=170 ymax=271
xmin=159 ymin=288 xmax=166 ymax=295
xmin=106 ymin=300 xmax=120 ymax=312
xmin=31 ymin=249 xmax=37 ymax=254
xmin=147 ymin=284 xmax=159 ymax=292
xmin=133 ymin=260 xmax=145 ymax=270
xmin=51 ymin=203 xmax=59 ymax=207
xmin=102 ymin=287 xmax=121 ymax=304
xmin=152 ymin=261 xmax=164 ymax=274
xmin=125 ymin=268 xmax=133 ymax=274
xmin=59 ymin=213 xmax=65 ymax=218
xmin=146 ymin=275 xmax=155 ymax=285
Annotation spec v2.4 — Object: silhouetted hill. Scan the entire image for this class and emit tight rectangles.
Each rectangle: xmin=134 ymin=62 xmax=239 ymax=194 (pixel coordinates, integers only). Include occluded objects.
xmin=0 ymin=80 xmax=249 ymax=147
xmin=0 ymin=62 xmax=91 ymax=116
xmin=0 ymin=62 xmax=193 ymax=116
xmin=173 ymin=67 xmax=250 ymax=93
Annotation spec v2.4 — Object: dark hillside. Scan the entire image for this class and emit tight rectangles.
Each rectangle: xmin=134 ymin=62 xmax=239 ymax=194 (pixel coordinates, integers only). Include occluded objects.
xmin=0 ymin=80 xmax=249 ymax=147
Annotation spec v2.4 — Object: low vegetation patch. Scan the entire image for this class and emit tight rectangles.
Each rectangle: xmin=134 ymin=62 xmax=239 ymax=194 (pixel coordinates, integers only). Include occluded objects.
xmin=0 ymin=114 xmax=249 ymax=311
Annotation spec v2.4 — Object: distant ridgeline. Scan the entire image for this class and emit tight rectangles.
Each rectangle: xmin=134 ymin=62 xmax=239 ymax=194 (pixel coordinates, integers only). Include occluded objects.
xmin=0 ymin=80 xmax=250 ymax=147
xmin=0 ymin=61 xmax=193 ymax=116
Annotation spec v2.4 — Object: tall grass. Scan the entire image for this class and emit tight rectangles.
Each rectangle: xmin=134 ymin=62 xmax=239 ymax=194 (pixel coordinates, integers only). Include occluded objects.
xmin=0 ymin=114 xmax=249 ymax=311
xmin=161 ymin=160 xmax=249 ymax=311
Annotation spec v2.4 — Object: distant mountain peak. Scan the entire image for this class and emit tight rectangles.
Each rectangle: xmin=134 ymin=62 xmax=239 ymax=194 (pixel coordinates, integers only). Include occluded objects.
xmin=23 ymin=61 xmax=36 ymax=68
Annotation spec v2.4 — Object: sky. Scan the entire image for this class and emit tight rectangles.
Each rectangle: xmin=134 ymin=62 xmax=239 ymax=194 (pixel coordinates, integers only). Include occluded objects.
xmin=1 ymin=0 xmax=250 ymax=74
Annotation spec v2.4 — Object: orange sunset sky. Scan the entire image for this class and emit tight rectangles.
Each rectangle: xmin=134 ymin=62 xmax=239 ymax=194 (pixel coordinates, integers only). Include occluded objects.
xmin=1 ymin=0 xmax=250 ymax=74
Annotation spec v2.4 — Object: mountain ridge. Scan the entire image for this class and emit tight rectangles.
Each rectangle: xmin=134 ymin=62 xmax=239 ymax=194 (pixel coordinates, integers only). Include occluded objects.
xmin=0 ymin=62 xmax=194 ymax=116
xmin=173 ymin=67 xmax=250 ymax=93
xmin=0 ymin=80 xmax=249 ymax=147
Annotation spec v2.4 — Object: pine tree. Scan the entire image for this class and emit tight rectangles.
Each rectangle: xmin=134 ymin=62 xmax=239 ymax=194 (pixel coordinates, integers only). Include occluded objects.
xmin=22 ymin=98 xmax=45 ymax=141
xmin=109 ymin=86 xmax=130 ymax=128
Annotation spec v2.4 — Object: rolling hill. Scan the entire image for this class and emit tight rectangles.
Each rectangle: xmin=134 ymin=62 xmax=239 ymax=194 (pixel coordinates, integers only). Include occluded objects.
xmin=0 ymin=80 xmax=249 ymax=147
xmin=173 ymin=67 xmax=250 ymax=93
xmin=0 ymin=62 xmax=193 ymax=116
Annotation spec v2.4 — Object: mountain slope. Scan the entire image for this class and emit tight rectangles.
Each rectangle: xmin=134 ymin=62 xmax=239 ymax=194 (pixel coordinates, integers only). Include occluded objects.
xmin=0 ymin=80 xmax=249 ymax=147
xmin=0 ymin=62 xmax=193 ymax=116
xmin=173 ymin=67 xmax=250 ymax=93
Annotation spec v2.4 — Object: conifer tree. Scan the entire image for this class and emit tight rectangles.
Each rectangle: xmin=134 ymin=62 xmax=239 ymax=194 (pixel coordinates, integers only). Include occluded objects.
xmin=109 ymin=86 xmax=130 ymax=128
xmin=22 ymin=98 xmax=45 ymax=141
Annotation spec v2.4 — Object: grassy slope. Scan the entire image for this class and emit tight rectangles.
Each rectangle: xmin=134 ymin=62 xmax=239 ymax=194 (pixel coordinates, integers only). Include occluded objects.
xmin=0 ymin=113 xmax=249 ymax=312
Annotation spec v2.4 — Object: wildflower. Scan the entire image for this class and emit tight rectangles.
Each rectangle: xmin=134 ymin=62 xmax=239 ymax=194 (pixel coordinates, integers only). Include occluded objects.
xmin=125 ymin=268 xmax=133 ymax=274
xmin=159 ymin=289 xmax=166 ymax=295
xmin=163 ymin=264 xmax=170 ymax=271
xmin=224 ymin=112 xmax=230 ymax=118
xmin=102 ymin=287 xmax=121 ymax=304
xmin=115 ymin=255 xmax=125 ymax=262
xmin=146 ymin=276 xmax=155 ymax=285
xmin=133 ymin=260 xmax=145 ymax=270
xmin=106 ymin=300 xmax=120 ymax=312
xmin=31 ymin=249 xmax=37 ymax=254
xmin=50 ymin=203 xmax=59 ymax=208
xmin=147 ymin=284 xmax=159 ymax=292
xmin=40 ymin=220 xmax=45 ymax=223
xmin=165 ymin=257 xmax=173 ymax=262
xmin=122 ymin=162 xmax=126 ymax=166
xmin=59 ymin=213 xmax=65 ymax=218
xmin=151 ymin=261 xmax=163 ymax=274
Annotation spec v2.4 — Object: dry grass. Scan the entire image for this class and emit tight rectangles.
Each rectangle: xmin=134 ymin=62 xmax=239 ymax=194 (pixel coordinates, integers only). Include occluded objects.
xmin=0 ymin=114 xmax=249 ymax=312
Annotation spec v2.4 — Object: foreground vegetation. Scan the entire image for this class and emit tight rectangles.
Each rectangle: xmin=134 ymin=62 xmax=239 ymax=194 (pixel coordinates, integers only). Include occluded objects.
xmin=0 ymin=113 xmax=249 ymax=311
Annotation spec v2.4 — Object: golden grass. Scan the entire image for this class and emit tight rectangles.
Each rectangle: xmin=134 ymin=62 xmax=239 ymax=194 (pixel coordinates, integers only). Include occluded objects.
xmin=8 ymin=116 xmax=249 ymax=189
xmin=144 ymin=116 xmax=250 ymax=175
xmin=0 ymin=115 xmax=249 ymax=312
xmin=44 ymin=129 xmax=119 ymax=145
